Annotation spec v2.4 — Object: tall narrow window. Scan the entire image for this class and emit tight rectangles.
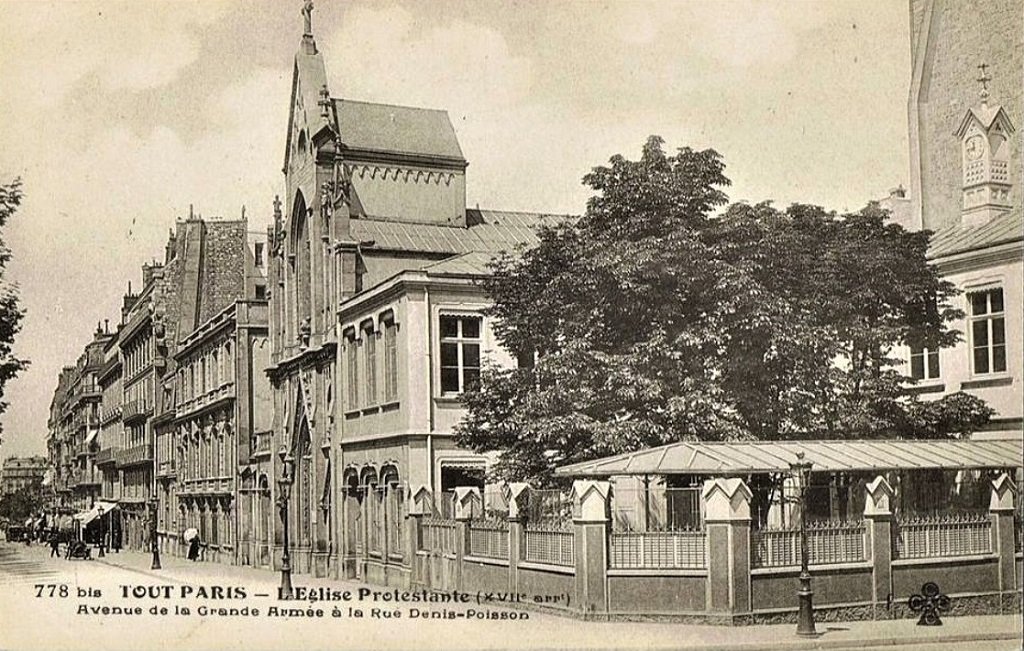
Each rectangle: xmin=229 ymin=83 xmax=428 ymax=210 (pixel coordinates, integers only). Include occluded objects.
xmin=346 ymin=333 xmax=358 ymax=409
xmin=969 ymin=288 xmax=1006 ymax=374
xmin=383 ymin=320 xmax=398 ymax=402
xmin=439 ymin=315 xmax=482 ymax=395
xmin=909 ymin=345 xmax=940 ymax=380
xmin=363 ymin=324 xmax=377 ymax=406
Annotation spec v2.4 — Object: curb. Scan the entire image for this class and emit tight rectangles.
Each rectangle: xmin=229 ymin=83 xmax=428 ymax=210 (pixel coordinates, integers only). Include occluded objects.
xmin=693 ymin=630 xmax=1022 ymax=651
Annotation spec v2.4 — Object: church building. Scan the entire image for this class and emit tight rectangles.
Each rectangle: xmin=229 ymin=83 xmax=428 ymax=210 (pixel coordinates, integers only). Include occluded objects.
xmin=264 ymin=3 xmax=560 ymax=579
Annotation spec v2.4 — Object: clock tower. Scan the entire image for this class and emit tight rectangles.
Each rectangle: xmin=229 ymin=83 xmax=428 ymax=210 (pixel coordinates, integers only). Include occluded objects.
xmin=955 ymin=64 xmax=1015 ymax=227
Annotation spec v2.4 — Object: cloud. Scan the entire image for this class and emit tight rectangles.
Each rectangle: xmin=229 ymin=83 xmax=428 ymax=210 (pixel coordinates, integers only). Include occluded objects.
xmin=0 ymin=1 xmax=228 ymax=106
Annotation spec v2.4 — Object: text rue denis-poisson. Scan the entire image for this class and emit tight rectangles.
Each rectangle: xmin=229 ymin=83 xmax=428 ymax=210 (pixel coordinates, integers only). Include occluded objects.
xmin=73 ymin=585 xmax=531 ymax=620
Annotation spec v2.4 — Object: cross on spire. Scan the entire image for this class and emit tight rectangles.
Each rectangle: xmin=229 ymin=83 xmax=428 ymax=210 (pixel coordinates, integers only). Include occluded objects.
xmin=976 ymin=62 xmax=991 ymax=103
xmin=302 ymin=0 xmax=314 ymax=36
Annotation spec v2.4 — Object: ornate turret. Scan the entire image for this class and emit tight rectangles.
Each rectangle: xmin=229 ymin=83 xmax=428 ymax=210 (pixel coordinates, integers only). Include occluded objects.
xmin=956 ymin=64 xmax=1016 ymax=227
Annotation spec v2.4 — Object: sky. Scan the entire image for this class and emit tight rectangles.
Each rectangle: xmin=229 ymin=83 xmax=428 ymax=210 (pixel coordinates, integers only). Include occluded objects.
xmin=0 ymin=0 xmax=911 ymax=458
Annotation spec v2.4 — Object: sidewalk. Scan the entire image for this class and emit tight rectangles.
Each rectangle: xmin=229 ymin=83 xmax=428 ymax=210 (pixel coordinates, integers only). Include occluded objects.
xmin=87 ymin=546 xmax=1023 ymax=651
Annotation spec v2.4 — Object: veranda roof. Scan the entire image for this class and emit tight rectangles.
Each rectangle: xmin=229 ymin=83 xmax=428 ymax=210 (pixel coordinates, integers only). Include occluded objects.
xmin=555 ymin=439 xmax=1023 ymax=477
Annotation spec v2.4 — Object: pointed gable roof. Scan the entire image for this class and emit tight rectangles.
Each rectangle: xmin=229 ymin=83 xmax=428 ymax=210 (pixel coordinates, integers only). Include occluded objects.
xmin=955 ymin=103 xmax=1016 ymax=138
xmin=335 ymin=99 xmax=465 ymax=163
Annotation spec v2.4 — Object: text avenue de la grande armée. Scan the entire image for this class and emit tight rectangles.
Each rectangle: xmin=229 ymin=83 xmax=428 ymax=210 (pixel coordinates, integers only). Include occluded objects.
xmin=34 ymin=583 xmax=570 ymax=620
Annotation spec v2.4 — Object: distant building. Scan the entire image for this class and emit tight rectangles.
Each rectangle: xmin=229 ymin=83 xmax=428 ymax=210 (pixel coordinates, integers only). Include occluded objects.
xmin=895 ymin=0 xmax=1023 ymax=439
xmin=0 ymin=456 xmax=48 ymax=496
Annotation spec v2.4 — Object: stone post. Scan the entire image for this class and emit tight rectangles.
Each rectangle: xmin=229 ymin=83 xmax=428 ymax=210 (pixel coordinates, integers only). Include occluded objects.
xmin=989 ymin=473 xmax=1018 ymax=603
xmin=506 ymin=483 xmax=531 ymax=594
xmin=407 ymin=485 xmax=431 ymax=588
xmin=864 ymin=475 xmax=895 ymax=619
xmin=702 ymin=477 xmax=752 ymax=617
xmin=454 ymin=487 xmax=481 ymax=593
xmin=571 ymin=479 xmax=611 ymax=615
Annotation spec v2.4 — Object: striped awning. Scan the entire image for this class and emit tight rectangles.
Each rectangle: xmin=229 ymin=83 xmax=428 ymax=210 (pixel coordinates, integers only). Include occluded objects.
xmin=554 ymin=439 xmax=1023 ymax=477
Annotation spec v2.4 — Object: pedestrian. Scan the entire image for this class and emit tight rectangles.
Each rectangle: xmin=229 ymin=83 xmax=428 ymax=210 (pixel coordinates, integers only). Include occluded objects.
xmin=187 ymin=536 xmax=201 ymax=562
xmin=48 ymin=530 xmax=60 ymax=558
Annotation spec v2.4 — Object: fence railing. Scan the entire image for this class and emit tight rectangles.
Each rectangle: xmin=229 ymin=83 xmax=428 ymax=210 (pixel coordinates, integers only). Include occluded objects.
xmin=468 ymin=519 xmax=509 ymax=560
xmin=420 ymin=517 xmax=458 ymax=556
xmin=751 ymin=520 xmax=866 ymax=568
xmin=524 ymin=521 xmax=574 ymax=567
xmin=609 ymin=530 xmax=706 ymax=569
xmin=894 ymin=514 xmax=992 ymax=559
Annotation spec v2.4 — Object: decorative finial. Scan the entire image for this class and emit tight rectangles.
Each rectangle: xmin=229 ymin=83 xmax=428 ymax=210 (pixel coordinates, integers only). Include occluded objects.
xmin=302 ymin=0 xmax=314 ymax=36
xmin=318 ymin=84 xmax=331 ymax=120
xmin=977 ymin=63 xmax=991 ymax=104
xmin=273 ymin=195 xmax=282 ymax=219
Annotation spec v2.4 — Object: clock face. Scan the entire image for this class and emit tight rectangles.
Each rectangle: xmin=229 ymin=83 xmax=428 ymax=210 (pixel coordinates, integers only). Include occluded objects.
xmin=965 ymin=135 xmax=984 ymax=160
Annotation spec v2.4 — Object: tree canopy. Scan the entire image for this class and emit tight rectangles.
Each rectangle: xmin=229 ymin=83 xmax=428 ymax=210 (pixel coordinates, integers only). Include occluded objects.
xmin=454 ymin=137 xmax=993 ymax=484
xmin=0 ymin=178 xmax=29 ymax=445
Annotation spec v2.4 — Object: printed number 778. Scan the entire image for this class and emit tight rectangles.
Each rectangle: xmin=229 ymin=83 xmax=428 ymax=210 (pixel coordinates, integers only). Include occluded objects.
xmin=34 ymin=584 xmax=68 ymax=598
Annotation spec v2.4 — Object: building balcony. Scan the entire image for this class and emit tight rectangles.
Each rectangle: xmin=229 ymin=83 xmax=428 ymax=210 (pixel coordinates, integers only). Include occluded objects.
xmin=100 ymin=405 xmax=122 ymax=425
xmin=178 ymin=476 xmax=233 ymax=497
xmin=176 ymin=383 xmax=234 ymax=418
xmin=94 ymin=447 xmax=119 ymax=466
xmin=123 ymin=399 xmax=153 ymax=424
xmin=73 ymin=442 xmax=95 ymax=458
xmin=157 ymin=459 xmax=177 ymax=478
xmin=115 ymin=443 xmax=153 ymax=468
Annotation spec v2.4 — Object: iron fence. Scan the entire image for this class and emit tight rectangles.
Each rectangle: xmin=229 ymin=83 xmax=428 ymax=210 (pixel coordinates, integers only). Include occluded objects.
xmin=526 ymin=489 xmax=573 ymax=524
xmin=468 ymin=519 xmax=509 ymax=560
xmin=524 ymin=520 xmax=574 ymax=567
xmin=894 ymin=513 xmax=992 ymax=559
xmin=751 ymin=520 xmax=867 ymax=568
xmin=420 ymin=517 xmax=458 ymax=555
xmin=609 ymin=530 xmax=706 ymax=569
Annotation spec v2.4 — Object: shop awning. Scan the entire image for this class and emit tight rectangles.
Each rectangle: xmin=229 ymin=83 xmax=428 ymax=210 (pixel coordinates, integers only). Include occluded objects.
xmin=555 ymin=438 xmax=1023 ymax=477
xmin=73 ymin=501 xmax=119 ymax=524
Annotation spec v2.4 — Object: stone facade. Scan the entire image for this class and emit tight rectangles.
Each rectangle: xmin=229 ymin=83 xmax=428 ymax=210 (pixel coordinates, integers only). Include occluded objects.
xmin=0 ymin=456 xmax=48 ymax=496
xmin=908 ymin=0 xmax=1022 ymax=232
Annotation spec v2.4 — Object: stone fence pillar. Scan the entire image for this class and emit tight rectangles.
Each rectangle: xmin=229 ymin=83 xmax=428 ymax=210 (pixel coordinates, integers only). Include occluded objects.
xmin=407 ymin=485 xmax=431 ymax=586
xmin=572 ymin=479 xmax=610 ymax=615
xmin=505 ymin=482 xmax=530 ymax=593
xmin=990 ymin=473 xmax=1018 ymax=603
xmin=453 ymin=487 xmax=481 ymax=592
xmin=702 ymin=477 xmax=752 ymax=617
xmin=864 ymin=475 xmax=895 ymax=618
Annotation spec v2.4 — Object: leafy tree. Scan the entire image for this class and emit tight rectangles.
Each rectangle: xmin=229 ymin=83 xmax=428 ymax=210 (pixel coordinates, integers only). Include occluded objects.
xmin=0 ymin=479 xmax=47 ymax=523
xmin=455 ymin=137 xmax=992 ymax=484
xmin=0 ymin=179 xmax=28 ymax=445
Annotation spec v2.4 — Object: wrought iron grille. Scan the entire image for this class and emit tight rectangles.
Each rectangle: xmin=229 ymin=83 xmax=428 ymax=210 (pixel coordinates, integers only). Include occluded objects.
xmin=523 ymin=521 xmax=574 ymax=567
xmin=609 ymin=530 xmax=706 ymax=569
xmin=894 ymin=514 xmax=992 ymax=559
xmin=751 ymin=520 xmax=867 ymax=568
xmin=468 ymin=519 xmax=509 ymax=560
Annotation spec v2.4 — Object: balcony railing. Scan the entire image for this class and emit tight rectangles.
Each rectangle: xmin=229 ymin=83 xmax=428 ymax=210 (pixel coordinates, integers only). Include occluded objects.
xmin=115 ymin=443 xmax=153 ymax=468
xmin=123 ymin=400 xmax=153 ymax=423
xmin=94 ymin=447 xmax=119 ymax=466
xmin=100 ymin=405 xmax=122 ymax=425
xmin=157 ymin=459 xmax=177 ymax=478
xmin=176 ymin=383 xmax=234 ymax=416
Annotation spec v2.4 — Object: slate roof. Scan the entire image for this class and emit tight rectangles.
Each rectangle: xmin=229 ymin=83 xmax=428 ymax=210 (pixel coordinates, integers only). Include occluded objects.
xmin=555 ymin=439 xmax=1023 ymax=477
xmin=420 ymin=251 xmax=496 ymax=276
xmin=351 ymin=209 xmax=566 ymax=255
xmin=927 ymin=207 xmax=1023 ymax=259
xmin=335 ymin=99 xmax=464 ymax=160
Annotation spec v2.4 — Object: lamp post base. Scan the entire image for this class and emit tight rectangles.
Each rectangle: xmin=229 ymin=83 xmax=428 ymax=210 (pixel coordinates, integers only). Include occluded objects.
xmin=796 ymin=573 xmax=817 ymax=637
xmin=279 ymin=566 xmax=294 ymax=600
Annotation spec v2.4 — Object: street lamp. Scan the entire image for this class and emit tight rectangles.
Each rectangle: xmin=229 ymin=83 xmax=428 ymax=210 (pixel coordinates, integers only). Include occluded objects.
xmin=277 ymin=445 xmax=295 ymax=600
xmin=149 ymin=497 xmax=161 ymax=570
xmin=96 ymin=505 xmax=106 ymax=558
xmin=791 ymin=451 xmax=816 ymax=637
